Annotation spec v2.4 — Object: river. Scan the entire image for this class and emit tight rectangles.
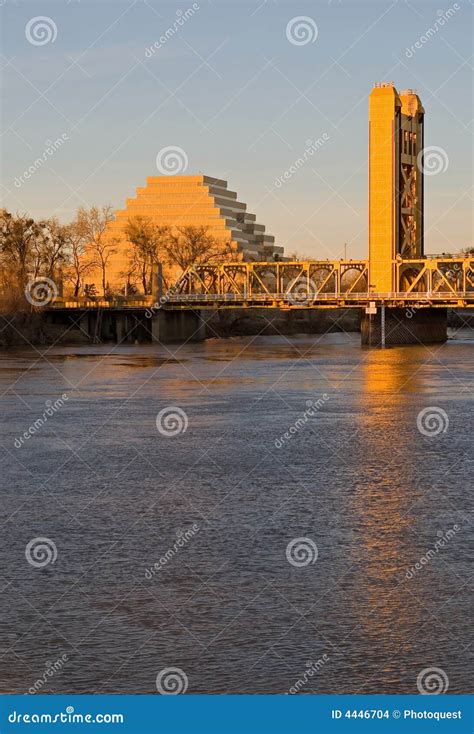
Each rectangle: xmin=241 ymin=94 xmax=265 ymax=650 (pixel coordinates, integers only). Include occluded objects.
xmin=0 ymin=331 xmax=472 ymax=694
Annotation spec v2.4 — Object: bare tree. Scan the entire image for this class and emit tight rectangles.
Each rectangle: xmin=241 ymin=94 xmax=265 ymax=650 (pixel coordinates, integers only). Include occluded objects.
xmin=63 ymin=221 xmax=95 ymax=297
xmin=163 ymin=226 xmax=221 ymax=271
xmin=76 ymin=206 xmax=117 ymax=296
xmin=125 ymin=217 xmax=169 ymax=293
xmin=40 ymin=219 xmax=70 ymax=280
xmin=0 ymin=210 xmax=43 ymax=289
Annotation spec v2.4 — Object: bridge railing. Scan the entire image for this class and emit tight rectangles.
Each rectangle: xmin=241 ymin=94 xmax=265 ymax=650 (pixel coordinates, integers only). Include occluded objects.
xmin=165 ymin=291 xmax=473 ymax=303
xmin=47 ymin=257 xmax=474 ymax=309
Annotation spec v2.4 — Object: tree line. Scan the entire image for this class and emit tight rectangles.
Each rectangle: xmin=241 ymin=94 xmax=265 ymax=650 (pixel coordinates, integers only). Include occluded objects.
xmin=0 ymin=207 xmax=232 ymax=311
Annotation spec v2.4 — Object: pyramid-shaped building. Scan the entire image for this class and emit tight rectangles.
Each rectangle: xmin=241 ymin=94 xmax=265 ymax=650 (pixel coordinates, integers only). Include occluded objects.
xmin=96 ymin=174 xmax=283 ymax=293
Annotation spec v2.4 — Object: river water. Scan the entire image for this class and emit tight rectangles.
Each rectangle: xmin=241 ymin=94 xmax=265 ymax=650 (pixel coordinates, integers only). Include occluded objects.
xmin=0 ymin=331 xmax=472 ymax=695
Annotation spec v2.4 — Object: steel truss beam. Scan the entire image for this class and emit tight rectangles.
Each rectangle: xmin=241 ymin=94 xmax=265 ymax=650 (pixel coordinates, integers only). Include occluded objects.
xmin=48 ymin=257 xmax=474 ymax=310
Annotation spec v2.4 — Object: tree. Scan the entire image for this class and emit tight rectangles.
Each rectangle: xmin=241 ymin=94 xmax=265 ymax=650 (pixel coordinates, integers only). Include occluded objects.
xmin=38 ymin=218 xmax=69 ymax=280
xmin=125 ymin=217 xmax=169 ymax=293
xmin=63 ymin=220 xmax=95 ymax=297
xmin=163 ymin=226 xmax=221 ymax=271
xmin=76 ymin=206 xmax=117 ymax=296
xmin=0 ymin=210 xmax=43 ymax=289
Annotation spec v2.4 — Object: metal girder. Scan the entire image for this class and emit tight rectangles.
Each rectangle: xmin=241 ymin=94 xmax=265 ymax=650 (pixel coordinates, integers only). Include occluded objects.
xmin=48 ymin=257 xmax=474 ymax=310
xmin=174 ymin=261 xmax=369 ymax=300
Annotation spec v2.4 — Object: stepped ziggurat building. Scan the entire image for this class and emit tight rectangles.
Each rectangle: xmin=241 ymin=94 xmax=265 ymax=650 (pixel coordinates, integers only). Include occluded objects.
xmin=84 ymin=175 xmax=283 ymax=295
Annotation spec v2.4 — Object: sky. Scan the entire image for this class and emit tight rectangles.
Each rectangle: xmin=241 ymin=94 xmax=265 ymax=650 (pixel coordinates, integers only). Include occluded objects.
xmin=1 ymin=0 xmax=472 ymax=261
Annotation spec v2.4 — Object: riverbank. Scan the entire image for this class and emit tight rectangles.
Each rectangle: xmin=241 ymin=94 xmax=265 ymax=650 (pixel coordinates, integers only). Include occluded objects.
xmin=0 ymin=313 xmax=89 ymax=347
xmin=0 ymin=308 xmax=361 ymax=346
xmin=1 ymin=308 xmax=471 ymax=347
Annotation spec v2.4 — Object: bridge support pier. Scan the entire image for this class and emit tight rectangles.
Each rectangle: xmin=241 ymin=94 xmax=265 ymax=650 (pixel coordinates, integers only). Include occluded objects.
xmin=151 ymin=310 xmax=206 ymax=343
xmin=115 ymin=314 xmax=126 ymax=344
xmin=361 ymin=307 xmax=447 ymax=347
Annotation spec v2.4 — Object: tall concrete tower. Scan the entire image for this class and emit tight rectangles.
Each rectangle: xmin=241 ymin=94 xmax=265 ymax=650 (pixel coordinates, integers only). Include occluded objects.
xmin=368 ymin=82 xmax=424 ymax=292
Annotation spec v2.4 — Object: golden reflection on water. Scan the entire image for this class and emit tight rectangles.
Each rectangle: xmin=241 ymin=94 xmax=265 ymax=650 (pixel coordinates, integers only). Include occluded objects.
xmin=350 ymin=348 xmax=427 ymax=675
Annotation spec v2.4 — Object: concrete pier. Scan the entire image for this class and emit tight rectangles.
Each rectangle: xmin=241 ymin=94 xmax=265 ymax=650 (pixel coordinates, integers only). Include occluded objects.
xmin=361 ymin=307 xmax=447 ymax=347
xmin=57 ymin=308 xmax=207 ymax=344
xmin=150 ymin=310 xmax=206 ymax=343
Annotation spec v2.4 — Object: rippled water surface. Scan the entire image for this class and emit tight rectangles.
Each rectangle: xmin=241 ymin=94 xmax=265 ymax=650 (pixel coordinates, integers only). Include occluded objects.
xmin=0 ymin=332 xmax=472 ymax=694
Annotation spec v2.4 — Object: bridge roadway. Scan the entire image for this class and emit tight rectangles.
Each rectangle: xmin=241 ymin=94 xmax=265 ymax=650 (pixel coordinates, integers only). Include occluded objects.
xmin=49 ymin=257 xmax=474 ymax=311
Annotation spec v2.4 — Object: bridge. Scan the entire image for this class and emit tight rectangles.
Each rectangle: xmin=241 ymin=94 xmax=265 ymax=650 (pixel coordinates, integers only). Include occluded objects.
xmin=47 ymin=255 xmax=473 ymax=347
xmin=46 ymin=83 xmax=472 ymax=346
xmin=50 ymin=256 xmax=474 ymax=310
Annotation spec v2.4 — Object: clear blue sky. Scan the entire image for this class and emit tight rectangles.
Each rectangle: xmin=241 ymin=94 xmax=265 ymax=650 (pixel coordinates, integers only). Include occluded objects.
xmin=1 ymin=0 xmax=472 ymax=259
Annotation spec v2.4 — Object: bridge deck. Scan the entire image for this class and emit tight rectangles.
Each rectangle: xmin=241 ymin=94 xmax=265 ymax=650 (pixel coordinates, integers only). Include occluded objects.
xmin=48 ymin=257 xmax=474 ymax=310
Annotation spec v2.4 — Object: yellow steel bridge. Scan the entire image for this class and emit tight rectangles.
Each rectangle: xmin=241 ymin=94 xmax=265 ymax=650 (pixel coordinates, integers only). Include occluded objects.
xmin=50 ymin=256 xmax=474 ymax=311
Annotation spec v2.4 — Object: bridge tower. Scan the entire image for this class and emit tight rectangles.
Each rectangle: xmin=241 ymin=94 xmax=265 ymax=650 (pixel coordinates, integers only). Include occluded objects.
xmin=368 ymin=82 xmax=424 ymax=293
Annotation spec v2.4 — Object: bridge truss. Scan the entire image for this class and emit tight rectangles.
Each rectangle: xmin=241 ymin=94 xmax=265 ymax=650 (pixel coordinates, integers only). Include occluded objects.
xmin=49 ymin=257 xmax=474 ymax=311
xmin=167 ymin=257 xmax=474 ymax=309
